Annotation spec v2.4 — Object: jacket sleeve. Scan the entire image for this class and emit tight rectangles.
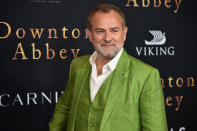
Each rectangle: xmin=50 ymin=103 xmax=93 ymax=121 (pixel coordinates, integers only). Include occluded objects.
xmin=49 ymin=60 xmax=75 ymax=131
xmin=139 ymin=69 xmax=168 ymax=131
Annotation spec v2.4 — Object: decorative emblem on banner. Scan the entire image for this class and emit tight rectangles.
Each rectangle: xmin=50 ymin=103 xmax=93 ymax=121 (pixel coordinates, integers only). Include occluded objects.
xmin=170 ymin=127 xmax=186 ymax=131
xmin=135 ymin=29 xmax=175 ymax=56
xmin=145 ymin=30 xmax=166 ymax=45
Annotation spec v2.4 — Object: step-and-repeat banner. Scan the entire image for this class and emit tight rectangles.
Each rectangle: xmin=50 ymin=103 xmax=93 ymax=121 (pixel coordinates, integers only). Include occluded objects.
xmin=0 ymin=0 xmax=196 ymax=131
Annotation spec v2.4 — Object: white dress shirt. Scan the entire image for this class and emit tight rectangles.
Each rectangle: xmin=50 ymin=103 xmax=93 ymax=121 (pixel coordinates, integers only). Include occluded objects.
xmin=89 ymin=48 xmax=123 ymax=102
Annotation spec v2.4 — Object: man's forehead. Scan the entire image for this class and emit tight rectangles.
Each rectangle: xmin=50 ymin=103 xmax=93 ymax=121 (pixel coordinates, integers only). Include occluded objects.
xmin=92 ymin=11 xmax=122 ymax=26
xmin=93 ymin=10 xmax=120 ymax=18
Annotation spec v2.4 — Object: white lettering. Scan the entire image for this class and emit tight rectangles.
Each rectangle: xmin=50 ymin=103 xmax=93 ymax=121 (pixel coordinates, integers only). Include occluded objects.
xmin=41 ymin=92 xmax=52 ymax=104
xmin=136 ymin=46 xmax=175 ymax=56
xmin=0 ymin=94 xmax=10 ymax=107
xmin=12 ymin=94 xmax=23 ymax=106
xmin=27 ymin=93 xmax=37 ymax=105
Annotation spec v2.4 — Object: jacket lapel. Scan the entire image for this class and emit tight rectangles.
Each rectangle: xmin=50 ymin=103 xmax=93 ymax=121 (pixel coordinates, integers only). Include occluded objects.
xmin=100 ymin=49 xmax=131 ymax=131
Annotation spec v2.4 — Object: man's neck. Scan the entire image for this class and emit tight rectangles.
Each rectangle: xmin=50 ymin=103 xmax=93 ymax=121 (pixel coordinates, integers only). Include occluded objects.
xmin=95 ymin=54 xmax=112 ymax=76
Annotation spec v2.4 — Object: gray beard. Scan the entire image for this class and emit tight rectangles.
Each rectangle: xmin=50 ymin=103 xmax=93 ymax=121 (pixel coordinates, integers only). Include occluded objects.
xmin=94 ymin=41 xmax=120 ymax=59
xmin=96 ymin=47 xmax=119 ymax=59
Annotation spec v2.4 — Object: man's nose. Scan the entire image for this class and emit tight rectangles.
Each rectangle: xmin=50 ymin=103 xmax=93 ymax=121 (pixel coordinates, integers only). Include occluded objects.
xmin=104 ymin=31 xmax=112 ymax=42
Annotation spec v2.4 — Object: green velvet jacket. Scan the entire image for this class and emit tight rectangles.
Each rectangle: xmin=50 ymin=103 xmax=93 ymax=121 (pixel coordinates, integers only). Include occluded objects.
xmin=49 ymin=49 xmax=168 ymax=131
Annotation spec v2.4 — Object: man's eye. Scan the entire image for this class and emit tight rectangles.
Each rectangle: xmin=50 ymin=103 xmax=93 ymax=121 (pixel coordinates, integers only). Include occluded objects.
xmin=111 ymin=30 xmax=119 ymax=33
xmin=97 ymin=30 xmax=104 ymax=34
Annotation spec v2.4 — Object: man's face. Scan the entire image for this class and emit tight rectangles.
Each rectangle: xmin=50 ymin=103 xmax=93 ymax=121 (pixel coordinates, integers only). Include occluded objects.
xmin=87 ymin=10 xmax=128 ymax=59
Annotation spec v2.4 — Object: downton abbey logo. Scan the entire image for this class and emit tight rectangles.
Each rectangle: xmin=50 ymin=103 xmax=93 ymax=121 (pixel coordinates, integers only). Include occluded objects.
xmin=136 ymin=30 xmax=175 ymax=56
xmin=125 ymin=0 xmax=182 ymax=13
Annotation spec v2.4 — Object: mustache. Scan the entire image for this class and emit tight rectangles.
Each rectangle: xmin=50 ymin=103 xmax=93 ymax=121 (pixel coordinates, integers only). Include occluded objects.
xmin=100 ymin=41 xmax=116 ymax=46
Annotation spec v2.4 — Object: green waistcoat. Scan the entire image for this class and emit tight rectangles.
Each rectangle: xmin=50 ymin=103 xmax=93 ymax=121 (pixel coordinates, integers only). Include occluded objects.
xmin=75 ymin=70 xmax=114 ymax=131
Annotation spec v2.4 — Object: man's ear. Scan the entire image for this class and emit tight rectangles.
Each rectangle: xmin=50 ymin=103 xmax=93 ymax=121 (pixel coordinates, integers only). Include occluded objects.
xmin=86 ymin=28 xmax=93 ymax=43
xmin=123 ymin=26 xmax=128 ymax=41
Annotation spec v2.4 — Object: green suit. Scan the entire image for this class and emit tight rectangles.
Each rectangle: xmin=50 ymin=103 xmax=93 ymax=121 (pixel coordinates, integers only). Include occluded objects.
xmin=49 ymin=49 xmax=168 ymax=131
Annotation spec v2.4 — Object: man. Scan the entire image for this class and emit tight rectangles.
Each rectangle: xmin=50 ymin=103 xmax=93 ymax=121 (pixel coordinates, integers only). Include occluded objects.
xmin=49 ymin=4 xmax=168 ymax=131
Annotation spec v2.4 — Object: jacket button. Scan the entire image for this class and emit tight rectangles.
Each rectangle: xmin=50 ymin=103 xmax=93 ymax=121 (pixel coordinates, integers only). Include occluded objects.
xmin=89 ymin=122 xmax=93 ymax=127
xmin=90 ymin=108 xmax=94 ymax=112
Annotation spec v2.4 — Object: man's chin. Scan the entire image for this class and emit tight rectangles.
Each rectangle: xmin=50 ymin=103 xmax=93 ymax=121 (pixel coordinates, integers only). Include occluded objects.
xmin=100 ymin=52 xmax=117 ymax=59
